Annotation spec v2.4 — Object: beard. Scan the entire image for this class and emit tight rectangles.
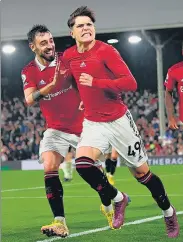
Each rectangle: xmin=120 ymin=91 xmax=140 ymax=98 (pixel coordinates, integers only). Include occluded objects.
xmin=40 ymin=50 xmax=55 ymax=62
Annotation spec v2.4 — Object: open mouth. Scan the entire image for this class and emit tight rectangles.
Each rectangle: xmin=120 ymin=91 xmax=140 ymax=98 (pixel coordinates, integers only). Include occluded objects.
xmin=82 ymin=33 xmax=92 ymax=37
xmin=45 ymin=50 xmax=53 ymax=55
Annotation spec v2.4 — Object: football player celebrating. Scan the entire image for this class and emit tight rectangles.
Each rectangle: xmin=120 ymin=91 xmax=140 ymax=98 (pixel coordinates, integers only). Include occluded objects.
xmin=63 ymin=6 xmax=180 ymax=237
xmin=22 ymin=25 xmax=83 ymax=238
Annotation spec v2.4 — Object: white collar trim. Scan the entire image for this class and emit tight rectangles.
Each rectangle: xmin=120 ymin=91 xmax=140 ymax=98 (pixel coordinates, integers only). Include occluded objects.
xmin=35 ymin=54 xmax=57 ymax=71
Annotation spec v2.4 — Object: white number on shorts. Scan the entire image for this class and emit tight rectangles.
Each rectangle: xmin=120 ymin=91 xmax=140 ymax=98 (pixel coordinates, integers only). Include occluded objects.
xmin=128 ymin=141 xmax=140 ymax=157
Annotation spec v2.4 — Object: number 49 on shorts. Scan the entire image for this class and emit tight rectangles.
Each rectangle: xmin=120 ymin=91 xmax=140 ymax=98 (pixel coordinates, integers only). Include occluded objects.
xmin=128 ymin=141 xmax=141 ymax=157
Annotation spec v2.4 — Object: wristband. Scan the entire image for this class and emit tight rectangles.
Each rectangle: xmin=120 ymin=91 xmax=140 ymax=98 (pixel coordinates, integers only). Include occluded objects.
xmin=32 ymin=90 xmax=44 ymax=101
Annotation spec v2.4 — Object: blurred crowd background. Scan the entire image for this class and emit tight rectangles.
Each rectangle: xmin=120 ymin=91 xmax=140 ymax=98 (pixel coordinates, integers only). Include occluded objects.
xmin=1 ymin=89 xmax=183 ymax=162
xmin=1 ymin=2 xmax=183 ymax=163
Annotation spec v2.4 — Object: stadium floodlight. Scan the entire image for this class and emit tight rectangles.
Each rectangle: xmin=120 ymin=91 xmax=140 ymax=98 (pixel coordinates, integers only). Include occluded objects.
xmin=128 ymin=36 xmax=142 ymax=44
xmin=2 ymin=45 xmax=16 ymax=54
xmin=107 ymin=39 xmax=119 ymax=44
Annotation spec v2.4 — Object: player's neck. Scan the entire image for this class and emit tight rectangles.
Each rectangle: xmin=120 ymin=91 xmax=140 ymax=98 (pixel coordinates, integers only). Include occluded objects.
xmin=36 ymin=55 xmax=50 ymax=67
xmin=77 ymin=40 xmax=96 ymax=53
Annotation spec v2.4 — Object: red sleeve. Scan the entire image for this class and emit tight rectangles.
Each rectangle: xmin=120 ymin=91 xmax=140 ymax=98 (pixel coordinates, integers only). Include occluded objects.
xmin=62 ymin=50 xmax=71 ymax=69
xmin=164 ymin=68 xmax=176 ymax=91
xmin=21 ymin=66 xmax=36 ymax=90
xmin=92 ymin=45 xmax=137 ymax=92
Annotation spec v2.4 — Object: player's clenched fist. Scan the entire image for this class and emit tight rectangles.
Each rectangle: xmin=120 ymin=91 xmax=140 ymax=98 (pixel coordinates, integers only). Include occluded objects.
xmin=79 ymin=73 xmax=93 ymax=87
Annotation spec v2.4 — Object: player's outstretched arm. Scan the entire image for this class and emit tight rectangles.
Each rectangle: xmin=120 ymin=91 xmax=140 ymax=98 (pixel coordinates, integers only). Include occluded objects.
xmin=24 ymin=83 xmax=54 ymax=106
xmin=165 ymin=88 xmax=178 ymax=129
xmin=23 ymin=61 xmax=62 ymax=106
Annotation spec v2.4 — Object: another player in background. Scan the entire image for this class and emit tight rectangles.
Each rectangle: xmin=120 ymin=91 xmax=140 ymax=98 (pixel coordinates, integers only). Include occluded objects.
xmin=22 ymin=25 xmax=84 ymax=238
xmin=105 ymin=148 xmax=118 ymax=185
xmin=64 ymin=6 xmax=180 ymax=237
xmin=61 ymin=147 xmax=74 ymax=182
xmin=165 ymin=43 xmax=183 ymax=129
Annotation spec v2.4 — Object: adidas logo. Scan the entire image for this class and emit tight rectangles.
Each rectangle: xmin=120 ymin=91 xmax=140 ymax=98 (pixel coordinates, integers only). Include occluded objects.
xmin=80 ymin=62 xmax=86 ymax=67
xmin=39 ymin=80 xmax=46 ymax=85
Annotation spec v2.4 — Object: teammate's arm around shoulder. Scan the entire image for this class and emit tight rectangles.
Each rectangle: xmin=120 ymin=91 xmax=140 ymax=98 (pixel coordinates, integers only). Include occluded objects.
xmin=23 ymin=61 xmax=62 ymax=106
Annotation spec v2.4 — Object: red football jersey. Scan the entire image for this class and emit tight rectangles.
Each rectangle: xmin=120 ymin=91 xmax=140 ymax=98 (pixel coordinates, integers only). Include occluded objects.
xmin=21 ymin=52 xmax=83 ymax=135
xmin=63 ymin=40 xmax=137 ymax=122
xmin=164 ymin=61 xmax=183 ymax=122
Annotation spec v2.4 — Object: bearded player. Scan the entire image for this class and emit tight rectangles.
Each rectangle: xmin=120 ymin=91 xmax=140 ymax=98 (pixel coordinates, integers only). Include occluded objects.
xmin=22 ymin=24 xmax=83 ymax=238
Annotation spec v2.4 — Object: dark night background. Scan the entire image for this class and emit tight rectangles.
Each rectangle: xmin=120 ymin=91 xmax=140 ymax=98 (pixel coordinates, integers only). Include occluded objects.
xmin=1 ymin=27 xmax=183 ymax=100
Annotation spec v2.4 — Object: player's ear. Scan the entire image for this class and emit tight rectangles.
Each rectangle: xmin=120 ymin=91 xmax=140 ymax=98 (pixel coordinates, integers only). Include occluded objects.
xmin=70 ymin=31 xmax=75 ymax=39
xmin=29 ymin=43 xmax=36 ymax=52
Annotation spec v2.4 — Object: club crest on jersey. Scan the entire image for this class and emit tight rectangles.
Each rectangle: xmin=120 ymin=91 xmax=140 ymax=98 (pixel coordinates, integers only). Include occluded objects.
xmin=39 ymin=80 xmax=46 ymax=86
xmin=80 ymin=62 xmax=86 ymax=67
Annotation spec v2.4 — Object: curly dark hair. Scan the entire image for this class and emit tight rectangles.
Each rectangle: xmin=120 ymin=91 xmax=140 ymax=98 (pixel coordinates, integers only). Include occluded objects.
xmin=67 ymin=6 xmax=96 ymax=29
xmin=27 ymin=24 xmax=50 ymax=43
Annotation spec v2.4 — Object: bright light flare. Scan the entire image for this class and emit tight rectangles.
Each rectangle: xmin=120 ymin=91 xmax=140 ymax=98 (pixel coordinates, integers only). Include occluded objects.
xmin=128 ymin=36 xmax=142 ymax=44
xmin=107 ymin=39 xmax=119 ymax=44
xmin=2 ymin=45 xmax=16 ymax=54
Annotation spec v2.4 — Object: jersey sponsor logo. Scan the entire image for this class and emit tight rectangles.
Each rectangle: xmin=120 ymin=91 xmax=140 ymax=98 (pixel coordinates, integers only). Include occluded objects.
xmin=39 ymin=80 xmax=46 ymax=86
xmin=180 ymin=86 xmax=183 ymax=92
xmin=43 ymin=85 xmax=72 ymax=100
xmin=80 ymin=62 xmax=86 ymax=67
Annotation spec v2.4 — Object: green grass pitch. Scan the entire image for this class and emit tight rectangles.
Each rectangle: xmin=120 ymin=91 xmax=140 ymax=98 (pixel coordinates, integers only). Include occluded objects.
xmin=2 ymin=165 xmax=183 ymax=242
